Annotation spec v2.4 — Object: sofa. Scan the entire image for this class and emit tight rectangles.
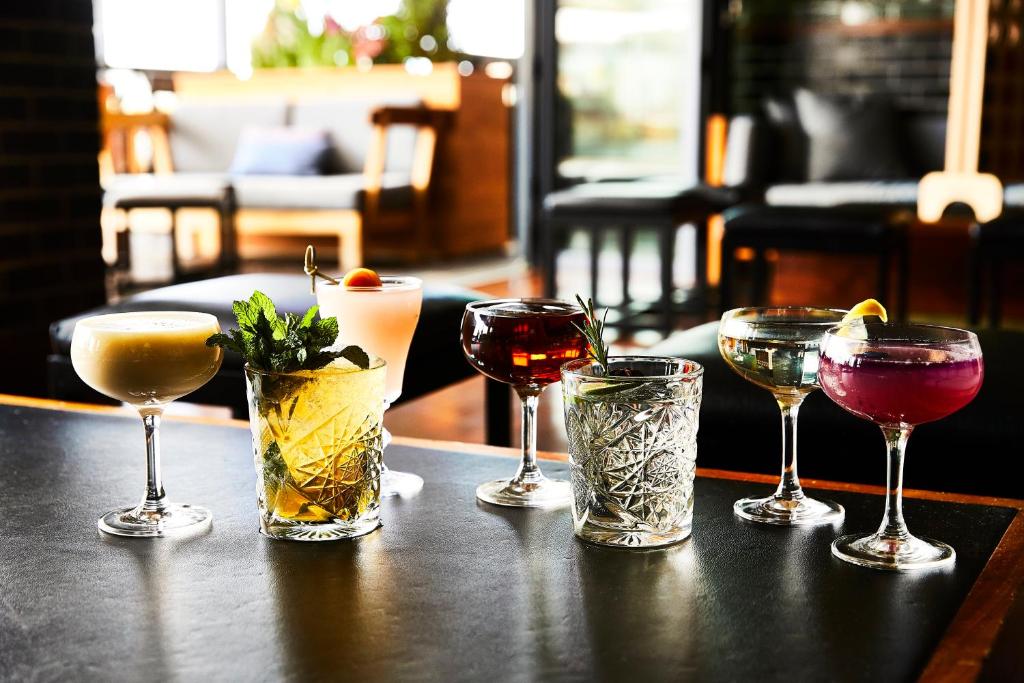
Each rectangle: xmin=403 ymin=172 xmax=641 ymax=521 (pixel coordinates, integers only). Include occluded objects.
xmin=48 ymin=273 xmax=482 ymax=418
xmin=724 ymin=89 xmax=1024 ymax=213
xmin=103 ymin=96 xmax=446 ymax=273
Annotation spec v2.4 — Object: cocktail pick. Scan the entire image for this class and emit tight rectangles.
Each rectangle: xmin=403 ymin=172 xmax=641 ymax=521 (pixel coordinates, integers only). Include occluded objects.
xmin=303 ymin=245 xmax=339 ymax=295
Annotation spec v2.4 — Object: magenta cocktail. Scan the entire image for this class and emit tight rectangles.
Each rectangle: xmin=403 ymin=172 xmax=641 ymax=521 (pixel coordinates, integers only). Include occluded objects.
xmin=819 ymin=347 xmax=982 ymax=426
xmin=819 ymin=322 xmax=984 ymax=570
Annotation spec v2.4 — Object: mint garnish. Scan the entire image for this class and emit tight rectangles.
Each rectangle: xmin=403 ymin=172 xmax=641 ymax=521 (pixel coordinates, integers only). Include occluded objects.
xmin=206 ymin=290 xmax=369 ymax=373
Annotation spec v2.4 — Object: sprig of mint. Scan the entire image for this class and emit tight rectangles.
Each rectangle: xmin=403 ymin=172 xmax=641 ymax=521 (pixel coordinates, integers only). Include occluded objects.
xmin=206 ymin=290 xmax=369 ymax=372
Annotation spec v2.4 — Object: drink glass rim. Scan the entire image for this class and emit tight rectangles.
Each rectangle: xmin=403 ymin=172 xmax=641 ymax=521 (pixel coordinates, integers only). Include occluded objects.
xmin=74 ymin=310 xmax=220 ymax=330
xmin=562 ymin=355 xmax=704 ymax=381
xmin=465 ymin=297 xmax=582 ymax=317
xmin=319 ymin=275 xmax=422 ymax=293
xmin=721 ymin=306 xmax=848 ymax=327
xmin=824 ymin=321 xmax=980 ymax=345
xmin=244 ymin=357 xmax=386 ymax=378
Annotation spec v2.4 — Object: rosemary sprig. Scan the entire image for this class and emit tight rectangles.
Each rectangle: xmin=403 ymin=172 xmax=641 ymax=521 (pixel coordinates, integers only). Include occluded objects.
xmin=572 ymin=294 xmax=610 ymax=372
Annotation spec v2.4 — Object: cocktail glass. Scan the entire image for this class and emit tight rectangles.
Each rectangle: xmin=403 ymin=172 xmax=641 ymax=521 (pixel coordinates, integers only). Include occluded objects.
xmin=70 ymin=311 xmax=223 ymax=537
xmin=718 ymin=307 xmax=847 ymax=525
xmin=245 ymin=358 xmax=387 ymax=541
xmin=819 ymin=322 xmax=984 ymax=570
xmin=461 ymin=299 xmax=588 ymax=507
xmin=562 ymin=356 xmax=703 ymax=548
xmin=316 ymin=276 xmax=423 ymax=497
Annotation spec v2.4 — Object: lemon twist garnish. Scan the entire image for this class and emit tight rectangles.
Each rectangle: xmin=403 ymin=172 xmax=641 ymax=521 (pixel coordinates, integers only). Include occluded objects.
xmin=842 ymin=298 xmax=888 ymax=323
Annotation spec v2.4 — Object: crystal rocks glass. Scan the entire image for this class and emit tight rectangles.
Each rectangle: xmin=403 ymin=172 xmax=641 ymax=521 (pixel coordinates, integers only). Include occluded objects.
xmin=718 ymin=307 xmax=847 ymax=526
xmin=561 ymin=356 xmax=703 ymax=548
xmin=245 ymin=358 xmax=387 ymax=541
xmin=819 ymin=322 xmax=984 ymax=570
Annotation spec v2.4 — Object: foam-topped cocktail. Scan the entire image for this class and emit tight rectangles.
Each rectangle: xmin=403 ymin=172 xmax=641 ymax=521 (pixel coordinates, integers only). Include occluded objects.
xmin=718 ymin=306 xmax=847 ymax=526
xmin=71 ymin=311 xmax=222 ymax=536
xmin=316 ymin=270 xmax=424 ymax=496
xmin=819 ymin=322 xmax=984 ymax=570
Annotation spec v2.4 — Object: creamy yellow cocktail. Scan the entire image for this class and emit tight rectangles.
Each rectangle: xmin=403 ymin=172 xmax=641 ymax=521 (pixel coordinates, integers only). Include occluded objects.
xmin=70 ymin=311 xmax=223 ymax=538
xmin=71 ymin=311 xmax=223 ymax=405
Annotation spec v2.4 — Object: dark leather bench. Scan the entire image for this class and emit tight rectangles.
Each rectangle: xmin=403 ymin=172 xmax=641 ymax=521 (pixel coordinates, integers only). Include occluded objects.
xmin=647 ymin=321 xmax=1022 ymax=498
xmin=48 ymin=273 xmax=483 ymax=418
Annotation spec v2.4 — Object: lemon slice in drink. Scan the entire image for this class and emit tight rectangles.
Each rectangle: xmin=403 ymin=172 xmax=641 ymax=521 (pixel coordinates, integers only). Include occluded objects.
xmin=842 ymin=298 xmax=888 ymax=324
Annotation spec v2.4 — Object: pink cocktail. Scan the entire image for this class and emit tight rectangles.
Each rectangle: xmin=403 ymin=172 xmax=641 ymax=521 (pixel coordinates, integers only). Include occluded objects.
xmin=818 ymin=322 xmax=984 ymax=570
xmin=819 ymin=346 xmax=983 ymax=426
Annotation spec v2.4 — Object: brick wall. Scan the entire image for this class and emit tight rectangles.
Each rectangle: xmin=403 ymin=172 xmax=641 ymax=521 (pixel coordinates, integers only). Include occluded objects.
xmin=0 ymin=1 xmax=106 ymax=396
xmin=730 ymin=0 xmax=955 ymax=114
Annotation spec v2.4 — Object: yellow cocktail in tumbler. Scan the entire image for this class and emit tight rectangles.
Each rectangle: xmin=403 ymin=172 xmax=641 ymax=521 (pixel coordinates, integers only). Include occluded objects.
xmin=71 ymin=311 xmax=222 ymax=537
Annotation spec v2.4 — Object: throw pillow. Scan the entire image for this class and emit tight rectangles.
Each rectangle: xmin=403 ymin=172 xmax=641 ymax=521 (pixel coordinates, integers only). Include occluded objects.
xmin=229 ymin=126 xmax=336 ymax=176
xmin=763 ymin=94 xmax=809 ymax=182
xmin=793 ymin=88 xmax=908 ymax=182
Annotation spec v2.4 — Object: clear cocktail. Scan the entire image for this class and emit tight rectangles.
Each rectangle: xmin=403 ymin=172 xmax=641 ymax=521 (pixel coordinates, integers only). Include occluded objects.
xmin=71 ymin=311 xmax=223 ymax=537
xmin=316 ymin=276 xmax=423 ymax=496
xmin=819 ymin=322 xmax=984 ymax=570
xmin=719 ymin=307 xmax=847 ymax=525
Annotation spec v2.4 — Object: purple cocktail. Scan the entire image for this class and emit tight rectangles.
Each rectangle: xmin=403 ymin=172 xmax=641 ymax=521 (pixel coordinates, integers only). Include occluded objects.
xmin=819 ymin=322 xmax=984 ymax=570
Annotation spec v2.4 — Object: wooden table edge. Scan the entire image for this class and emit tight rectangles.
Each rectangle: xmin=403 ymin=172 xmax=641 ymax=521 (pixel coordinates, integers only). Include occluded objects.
xmin=2 ymin=393 xmax=1021 ymax=680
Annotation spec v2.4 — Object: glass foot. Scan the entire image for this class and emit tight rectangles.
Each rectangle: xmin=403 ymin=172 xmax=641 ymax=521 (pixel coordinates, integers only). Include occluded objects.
xmin=832 ymin=532 xmax=955 ymax=571
xmin=98 ymin=502 xmax=212 ymax=538
xmin=260 ymin=516 xmax=381 ymax=542
xmin=381 ymin=469 xmax=424 ymax=498
xmin=575 ymin=523 xmax=691 ymax=549
xmin=476 ymin=477 xmax=571 ymax=508
xmin=733 ymin=494 xmax=844 ymax=526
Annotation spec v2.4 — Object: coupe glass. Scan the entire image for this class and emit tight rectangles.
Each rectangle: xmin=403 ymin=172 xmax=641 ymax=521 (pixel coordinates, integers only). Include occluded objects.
xmin=316 ymin=276 xmax=424 ymax=497
xmin=70 ymin=311 xmax=223 ymax=537
xmin=718 ymin=307 xmax=847 ymax=525
xmin=461 ymin=299 xmax=588 ymax=507
xmin=819 ymin=322 xmax=984 ymax=570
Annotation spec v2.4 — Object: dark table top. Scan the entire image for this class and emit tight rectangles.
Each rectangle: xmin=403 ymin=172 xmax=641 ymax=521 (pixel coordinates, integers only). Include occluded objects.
xmin=0 ymin=400 xmax=1022 ymax=683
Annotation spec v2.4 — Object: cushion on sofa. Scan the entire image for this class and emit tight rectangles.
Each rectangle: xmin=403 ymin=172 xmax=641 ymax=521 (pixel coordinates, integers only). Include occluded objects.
xmin=762 ymin=94 xmax=808 ymax=182
xmin=169 ymin=100 xmax=289 ymax=173
xmin=102 ymin=172 xmax=229 ymax=207
xmin=646 ymin=321 xmax=1023 ymax=498
xmin=48 ymin=273 xmax=485 ymax=415
xmin=232 ymin=172 xmax=413 ymax=211
xmin=764 ymin=181 xmax=919 ymax=209
xmin=229 ymin=126 xmax=336 ymax=176
xmin=793 ymin=89 xmax=908 ymax=182
xmin=290 ymin=98 xmax=419 ymax=175
xmin=1004 ymin=183 xmax=1024 ymax=209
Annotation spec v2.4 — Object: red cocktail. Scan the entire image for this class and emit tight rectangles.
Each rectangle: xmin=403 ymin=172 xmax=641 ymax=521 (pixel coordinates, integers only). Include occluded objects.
xmin=461 ymin=299 xmax=587 ymax=507
xmin=818 ymin=322 xmax=984 ymax=570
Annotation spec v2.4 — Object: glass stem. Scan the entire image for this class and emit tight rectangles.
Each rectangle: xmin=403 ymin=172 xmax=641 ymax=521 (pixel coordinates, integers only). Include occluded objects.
xmin=773 ymin=396 xmax=805 ymax=503
xmin=513 ymin=388 xmax=545 ymax=486
xmin=139 ymin=408 xmax=167 ymax=513
xmin=877 ymin=425 xmax=913 ymax=541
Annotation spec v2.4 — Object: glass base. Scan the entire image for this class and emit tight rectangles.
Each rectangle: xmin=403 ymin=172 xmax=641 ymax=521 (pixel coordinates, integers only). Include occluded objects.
xmin=260 ymin=516 xmax=381 ymax=542
xmin=381 ymin=469 xmax=424 ymax=498
xmin=832 ymin=532 xmax=955 ymax=571
xmin=98 ymin=502 xmax=212 ymax=538
xmin=733 ymin=494 xmax=845 ymax=526
xmin=575 ymin=522 xmax=691 ymax=549
xmin=476 ymin=477 xmax=571 ymax=508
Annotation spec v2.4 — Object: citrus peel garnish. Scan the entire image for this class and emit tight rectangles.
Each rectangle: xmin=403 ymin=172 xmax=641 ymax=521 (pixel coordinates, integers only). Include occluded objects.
xmin=342 ymin=267 xmax=383 ymax=288
xmin=842 ymin=298 xmax=888 ymax=324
